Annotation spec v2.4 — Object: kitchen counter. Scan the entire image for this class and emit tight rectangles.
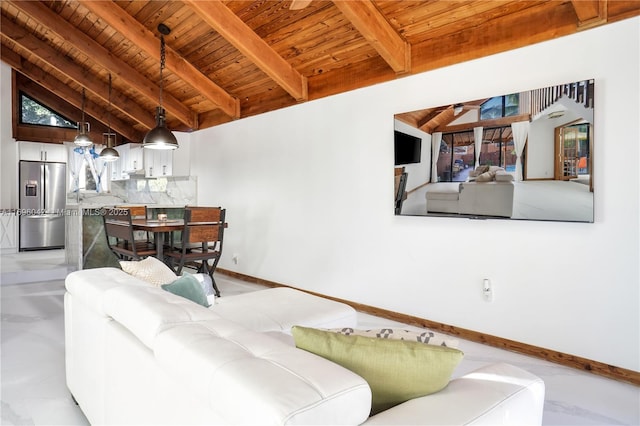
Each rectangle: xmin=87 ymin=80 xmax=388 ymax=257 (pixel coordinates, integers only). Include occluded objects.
xmin=65 ymin=204 xmax=186 ymax=271
xmin=0 ymin=210 xmax=18 ymax=253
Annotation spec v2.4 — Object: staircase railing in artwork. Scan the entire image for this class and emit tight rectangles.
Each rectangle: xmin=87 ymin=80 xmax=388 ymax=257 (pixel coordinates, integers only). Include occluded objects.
xmin=530 ymin=80 xmax=594 ymax=118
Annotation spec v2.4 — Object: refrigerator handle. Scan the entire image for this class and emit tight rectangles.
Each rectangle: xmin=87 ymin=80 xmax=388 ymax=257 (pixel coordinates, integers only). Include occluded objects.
xmin=41 ymin=163 xmax=46 ymax=210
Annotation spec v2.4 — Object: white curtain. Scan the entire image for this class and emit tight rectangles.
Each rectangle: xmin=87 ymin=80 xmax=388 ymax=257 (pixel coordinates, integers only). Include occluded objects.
xmin=431 ymin=132 xmax=442 ymax=183
xmin=511 ymin=121 xmax=530 ymax=181
xmin=66 ymin=142 xmax=84 ymax=192
xmin=473 ymin=126 xmax=483 ymax=168
xmin=85 ymin=144 xmax=108 ymax=193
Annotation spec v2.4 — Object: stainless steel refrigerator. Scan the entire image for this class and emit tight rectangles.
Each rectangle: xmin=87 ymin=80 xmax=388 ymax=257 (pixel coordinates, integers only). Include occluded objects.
xmin=19 ymin=160 xmax=67 ymax=251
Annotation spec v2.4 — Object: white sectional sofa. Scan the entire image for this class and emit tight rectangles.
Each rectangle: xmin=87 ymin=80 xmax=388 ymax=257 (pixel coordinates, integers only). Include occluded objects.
xmin=425 ymin=181 xmax=515 ymax=217
xmin=425 ymin=166 xmax=515 ymax=217
xmin=64 ymin=267 xmax=545 ymax=425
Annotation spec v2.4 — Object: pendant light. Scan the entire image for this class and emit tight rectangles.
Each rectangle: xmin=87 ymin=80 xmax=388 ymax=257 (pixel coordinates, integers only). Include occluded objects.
xmin=100 ymin=73 xmax=119 ymax=162
xmin=143 ymin=24 xmax=178 ymax=150
xmin=74 ymin=88 xmax=93 ymax=147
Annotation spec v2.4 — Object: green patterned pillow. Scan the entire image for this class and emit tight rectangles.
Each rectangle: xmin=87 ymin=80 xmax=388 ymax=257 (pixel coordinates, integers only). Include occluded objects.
xmin=292 ymin=326 xmax=463 ymax=415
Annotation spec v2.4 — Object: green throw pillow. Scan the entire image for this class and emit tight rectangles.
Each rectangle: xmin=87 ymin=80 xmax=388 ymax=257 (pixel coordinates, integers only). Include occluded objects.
xmin=291 ymin=326 xmax=463 ymax=415
xmin=161 ymin=273 xmax=210 ymax=307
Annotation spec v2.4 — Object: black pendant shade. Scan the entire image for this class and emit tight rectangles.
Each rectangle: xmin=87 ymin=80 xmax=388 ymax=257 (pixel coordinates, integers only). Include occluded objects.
xmin=143 ymin=107 xmax=178 ymax=150
xmin=143 ymin=24 xmax=178 ymax=150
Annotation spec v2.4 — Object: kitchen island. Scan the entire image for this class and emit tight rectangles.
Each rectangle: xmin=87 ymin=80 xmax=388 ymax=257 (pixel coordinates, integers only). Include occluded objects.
xmin=65 ymin=199 xmax=186 ymax=271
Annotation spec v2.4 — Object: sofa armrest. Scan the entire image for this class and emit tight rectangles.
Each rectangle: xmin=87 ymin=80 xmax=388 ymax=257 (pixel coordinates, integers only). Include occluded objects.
xmin=363 ymin=363 xmax=545 ymax=425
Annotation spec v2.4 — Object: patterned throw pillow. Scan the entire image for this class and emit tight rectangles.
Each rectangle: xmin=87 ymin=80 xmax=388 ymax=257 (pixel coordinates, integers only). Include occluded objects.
xmin=475 ymin=170 xmax=496 ymax=182
xmin=292 ymin=326 xmax=463 ymax=415
xmin=120 ymin=256 xmax=177 ymax=286
xmin=328 ymin=327 xmax=458 ymax=348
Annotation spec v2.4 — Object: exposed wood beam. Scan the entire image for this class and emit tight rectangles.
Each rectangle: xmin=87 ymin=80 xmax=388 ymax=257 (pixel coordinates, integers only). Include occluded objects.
xmin=422 ymin=108 xmax=456 ymax=134
xmin=8 ymin=59 xmax=144 ymax=143
xmin=437 ymin=114 xmax=531 ymax=134
xmin=417 ymin=110 xmax=444 ymax=130
xmin=0 ymin=15 xmax=154 ymax=132
xmin=333 ymin=0 xmax=410 ymax=75
xmin=289 ymin=0 xmax=313 ymax=11
xmin=7 ymin=0 xmax=197 ymax=129
xmin=184 ymin=0 xmax=308 ymax=102
xmin=571 ymin=0 xmax=607 ymax=28
xmin=79 ymin=0 xmax=240 ymax=120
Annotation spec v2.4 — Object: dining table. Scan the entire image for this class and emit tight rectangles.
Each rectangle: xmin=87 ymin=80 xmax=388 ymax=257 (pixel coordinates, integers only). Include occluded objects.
xmin=131 ymin=218 xmax=184 ymax=261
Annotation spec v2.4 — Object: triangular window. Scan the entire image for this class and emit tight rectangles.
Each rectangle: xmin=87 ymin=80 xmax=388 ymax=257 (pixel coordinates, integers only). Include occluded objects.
xmin=20 ymin=92 xmax=77 ymax=129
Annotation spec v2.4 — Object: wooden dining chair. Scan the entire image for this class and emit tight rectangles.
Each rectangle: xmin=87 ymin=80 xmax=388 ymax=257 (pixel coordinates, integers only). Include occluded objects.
xmin=165 ymin=207 xmax=226 ymax=296
xmin=116 ymin=205 xmax=151 ymax=243
xmin=102 ymin=207 xmax=157 ymax=260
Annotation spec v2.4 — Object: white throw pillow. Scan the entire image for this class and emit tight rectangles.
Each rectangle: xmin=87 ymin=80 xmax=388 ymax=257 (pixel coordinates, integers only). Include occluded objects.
xmin=120 ymin=256 xmax=177 ymax=287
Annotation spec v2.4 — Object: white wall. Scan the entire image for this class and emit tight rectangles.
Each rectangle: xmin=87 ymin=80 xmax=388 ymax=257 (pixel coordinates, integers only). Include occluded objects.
xmin=179 ymin=18 xmax=636 ymax=372
xmin=0 ymin=62 xmax=18 ymax=208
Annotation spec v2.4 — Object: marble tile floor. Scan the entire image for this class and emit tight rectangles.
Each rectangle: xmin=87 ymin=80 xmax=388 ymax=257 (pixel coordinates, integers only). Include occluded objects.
xmin=1 ymin=251 xmax=638 ymax=425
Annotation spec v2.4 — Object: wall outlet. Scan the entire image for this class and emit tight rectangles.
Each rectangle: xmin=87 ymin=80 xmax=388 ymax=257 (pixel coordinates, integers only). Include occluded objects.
xmin=483 ymin=278 xmax=493 ymax=302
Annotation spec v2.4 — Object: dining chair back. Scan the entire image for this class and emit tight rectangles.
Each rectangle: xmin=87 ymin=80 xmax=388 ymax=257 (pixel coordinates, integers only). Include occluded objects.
xmin=165 ymin=206 xmax=226 ymax=296
xmin=102 ymin=207 xmax=156 ymax=260
xmin=116 ymin=205 xmax=151 ymax=242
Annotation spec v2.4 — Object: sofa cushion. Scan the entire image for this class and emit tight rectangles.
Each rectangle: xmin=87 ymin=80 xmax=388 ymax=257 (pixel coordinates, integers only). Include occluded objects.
xmin=292 ymin=326 xmax=464 ymax=415
xmin=154 ymin=321 xmax=372 ymax=425
xmin=212 ymin=287 xmax=357 ymax=333
xmin=495 ymin=171 xmax=514 ymax=182
xmin=103 ymin=284 xmax=220 ymax=349
xmin=162 ymin=274 xmax=210 ymax=307
xmin=425 ymin=190 xmax=459 ymax=201
xmin=65 ymin=267 xmax=149 ymax=316
xmin=120 ymin=256 xmax=177 ymax=286
xmin=328 ymin=327 xmax=459 ymax=348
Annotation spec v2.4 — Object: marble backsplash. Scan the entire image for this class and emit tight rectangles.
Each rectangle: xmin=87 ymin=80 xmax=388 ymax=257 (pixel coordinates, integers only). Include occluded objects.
xmin=67 ymin=176 xmax=197 ymax=206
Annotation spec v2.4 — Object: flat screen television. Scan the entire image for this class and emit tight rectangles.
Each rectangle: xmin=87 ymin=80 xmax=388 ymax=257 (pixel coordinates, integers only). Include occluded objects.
xmin=394 ymin=131 xmax=421 ymax=165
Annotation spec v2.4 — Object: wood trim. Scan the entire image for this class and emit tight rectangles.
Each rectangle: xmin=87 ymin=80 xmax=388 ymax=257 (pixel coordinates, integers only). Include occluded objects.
xmin=217 ymin=268 xmax=640 ymax=386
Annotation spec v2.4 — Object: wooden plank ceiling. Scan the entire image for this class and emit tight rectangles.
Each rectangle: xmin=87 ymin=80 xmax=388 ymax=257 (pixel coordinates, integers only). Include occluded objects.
xmin=1 ymin=0 xmax=638 ymax=145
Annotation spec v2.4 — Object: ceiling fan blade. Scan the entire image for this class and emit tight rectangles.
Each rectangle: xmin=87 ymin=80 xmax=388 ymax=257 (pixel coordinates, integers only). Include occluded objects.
xmin=290 ymin=0 xmax=313 ymax=10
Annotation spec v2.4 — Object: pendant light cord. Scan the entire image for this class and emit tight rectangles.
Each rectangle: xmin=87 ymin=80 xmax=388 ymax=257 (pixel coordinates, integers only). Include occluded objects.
xmin=107 ymin=74 xmax=112 ymax=139
xmin=159 ymin=35 xmax=165 ymax=109
xmin=81 ymin=88 xmax=86 ymax=123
